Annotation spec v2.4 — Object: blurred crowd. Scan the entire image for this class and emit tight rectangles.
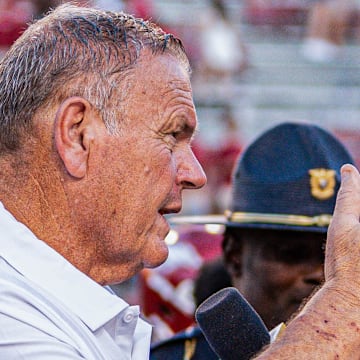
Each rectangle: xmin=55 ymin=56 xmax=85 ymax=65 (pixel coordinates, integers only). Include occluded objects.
xmin=1 ymin=0 xmax=359 ymax=73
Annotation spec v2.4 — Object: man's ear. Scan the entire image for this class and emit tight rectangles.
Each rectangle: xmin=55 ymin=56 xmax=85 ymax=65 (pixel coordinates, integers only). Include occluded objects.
xmin=54 ymin=96 xmax=97 ymax=178
xmin=222 ymin=234 xmax=243 ymax=278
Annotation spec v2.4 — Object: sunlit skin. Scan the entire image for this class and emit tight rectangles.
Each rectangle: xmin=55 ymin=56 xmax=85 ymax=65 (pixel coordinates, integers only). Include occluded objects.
xmin=227 ymin=229 xmax=325 ymax=329
xmin=74 ymin=51 xmax=207 ymax=284
xmin=0 ymin=51 xmax=206 ymax=288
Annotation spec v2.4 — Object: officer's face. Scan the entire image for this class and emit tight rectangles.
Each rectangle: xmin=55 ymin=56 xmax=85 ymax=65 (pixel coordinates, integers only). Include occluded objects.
xmin=228 ymin=229 xmax=325 ymax=330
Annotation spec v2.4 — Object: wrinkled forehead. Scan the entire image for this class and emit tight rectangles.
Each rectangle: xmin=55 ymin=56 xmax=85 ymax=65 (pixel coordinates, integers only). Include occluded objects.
xmin=137 ymin=51 xmax=192 ymax=89
xmin=124 ymin=51 xmax=196 ymax=123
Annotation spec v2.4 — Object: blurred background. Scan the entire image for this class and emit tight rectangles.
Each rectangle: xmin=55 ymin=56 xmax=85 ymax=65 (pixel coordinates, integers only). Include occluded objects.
xmin=2 ymin=0 xmax=360 ymax=342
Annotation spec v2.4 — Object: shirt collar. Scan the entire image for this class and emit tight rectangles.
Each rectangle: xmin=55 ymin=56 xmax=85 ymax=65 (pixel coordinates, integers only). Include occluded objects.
xmin=0 ymin=202 xmax=129 ymax=331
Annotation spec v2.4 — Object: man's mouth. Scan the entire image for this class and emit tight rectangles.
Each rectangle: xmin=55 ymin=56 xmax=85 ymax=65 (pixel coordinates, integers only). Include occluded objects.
xmin=159 ymin=204 xmax=182 ymax=216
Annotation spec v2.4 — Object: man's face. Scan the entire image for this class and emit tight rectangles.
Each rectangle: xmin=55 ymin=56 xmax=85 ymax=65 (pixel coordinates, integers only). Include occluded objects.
xmin=229 ymin=229 xmax=325 ymax=329
xmin=84 ymin=52 xmax=206 ymax=284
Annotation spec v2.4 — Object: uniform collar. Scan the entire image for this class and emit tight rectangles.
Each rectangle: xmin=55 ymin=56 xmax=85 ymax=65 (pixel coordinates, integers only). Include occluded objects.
xmin=0 ymin=202 xmax=129 ymax=331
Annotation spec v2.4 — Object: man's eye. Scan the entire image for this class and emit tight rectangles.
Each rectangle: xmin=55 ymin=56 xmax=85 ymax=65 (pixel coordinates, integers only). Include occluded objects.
xmin=171 ymin=131 xmax=181 ymax=139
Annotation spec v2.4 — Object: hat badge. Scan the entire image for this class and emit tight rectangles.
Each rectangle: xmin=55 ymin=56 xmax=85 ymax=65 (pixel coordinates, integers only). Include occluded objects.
xmin=308 ymin=168 xmax=336 ymax=200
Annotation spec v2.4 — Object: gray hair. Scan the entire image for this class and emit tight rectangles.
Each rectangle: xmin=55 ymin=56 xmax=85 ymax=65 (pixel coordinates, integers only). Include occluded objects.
xmin=0 ymin=3 xmax=190 ymax=152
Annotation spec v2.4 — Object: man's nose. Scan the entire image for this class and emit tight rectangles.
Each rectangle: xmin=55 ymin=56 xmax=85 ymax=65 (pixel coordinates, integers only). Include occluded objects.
xmin=303 ymin=264 xmax=324 ymax=286
xmin=178 ymin=149 xmax=207 ymax=190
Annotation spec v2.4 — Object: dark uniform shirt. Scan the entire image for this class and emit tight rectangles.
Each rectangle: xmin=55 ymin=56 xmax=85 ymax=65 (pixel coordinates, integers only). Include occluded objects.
xmin=150 ymin=326 xmax=219 ymax=360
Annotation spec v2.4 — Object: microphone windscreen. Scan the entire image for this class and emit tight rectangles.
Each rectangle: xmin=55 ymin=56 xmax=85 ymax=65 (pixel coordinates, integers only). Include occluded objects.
xmin=195 ymin=287 xmax=270 ymax=360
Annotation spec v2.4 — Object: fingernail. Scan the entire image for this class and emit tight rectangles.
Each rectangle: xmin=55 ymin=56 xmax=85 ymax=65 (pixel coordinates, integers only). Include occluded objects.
xmin=341 ymin=168 xmax=350 ymax=180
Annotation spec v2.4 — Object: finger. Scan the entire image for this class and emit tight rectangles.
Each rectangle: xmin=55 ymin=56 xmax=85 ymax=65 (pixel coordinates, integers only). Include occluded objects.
xmin=325 ymin=164 xmax=360 ymax=281
xmin=332 ymin=164 xmax=360 ymax=224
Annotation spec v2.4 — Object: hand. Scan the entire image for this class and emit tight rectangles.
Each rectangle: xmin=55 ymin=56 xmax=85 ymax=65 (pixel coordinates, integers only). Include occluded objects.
xmin=255 ymin=164 xmax=360 ymax=360
xmin=325 ymin=164 xmax=360 ymax=301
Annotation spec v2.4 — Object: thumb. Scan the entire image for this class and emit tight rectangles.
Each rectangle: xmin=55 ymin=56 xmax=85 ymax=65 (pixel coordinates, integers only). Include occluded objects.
xmin=325 ymin=164 xmax=360 ymax=283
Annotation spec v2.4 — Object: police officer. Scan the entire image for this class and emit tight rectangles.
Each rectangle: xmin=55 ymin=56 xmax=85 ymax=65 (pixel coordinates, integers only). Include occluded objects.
xmin=150 ymin=121 xmax=355 ymax=360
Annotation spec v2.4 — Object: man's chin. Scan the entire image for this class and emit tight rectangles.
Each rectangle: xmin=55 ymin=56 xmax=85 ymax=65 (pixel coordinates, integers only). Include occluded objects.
xmin=143 ymin=243 xmax=169 ymax=269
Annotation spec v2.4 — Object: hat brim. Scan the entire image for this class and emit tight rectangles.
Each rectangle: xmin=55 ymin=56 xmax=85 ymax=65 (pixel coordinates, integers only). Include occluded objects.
xmin=168 ymin=215 xmax=329 ymax=233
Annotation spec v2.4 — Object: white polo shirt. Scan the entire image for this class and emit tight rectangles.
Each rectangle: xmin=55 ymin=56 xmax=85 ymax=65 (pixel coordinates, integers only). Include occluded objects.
xmin=0 ymin=202 xmax=152 ymax=359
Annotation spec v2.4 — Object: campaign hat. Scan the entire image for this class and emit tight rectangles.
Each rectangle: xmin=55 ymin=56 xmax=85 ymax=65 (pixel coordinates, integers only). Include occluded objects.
xmin=171 ymin=122 xmax=354 ymax=233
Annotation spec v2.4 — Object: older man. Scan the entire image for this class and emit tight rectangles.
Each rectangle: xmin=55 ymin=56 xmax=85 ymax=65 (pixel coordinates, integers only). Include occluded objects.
xmin=0 ymin=4 xmax=206 ymax=359
xmin=1 ymin=3 xmax=360 ymax=360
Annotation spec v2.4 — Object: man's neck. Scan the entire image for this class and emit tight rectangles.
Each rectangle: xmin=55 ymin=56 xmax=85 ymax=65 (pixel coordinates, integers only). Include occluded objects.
xmin=0 ymin=152 xmax=94 ymax=274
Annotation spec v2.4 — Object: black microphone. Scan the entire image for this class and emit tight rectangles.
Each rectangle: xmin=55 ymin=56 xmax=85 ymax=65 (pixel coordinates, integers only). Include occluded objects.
xmin=195 ymin=287 xmax=271 ymax=360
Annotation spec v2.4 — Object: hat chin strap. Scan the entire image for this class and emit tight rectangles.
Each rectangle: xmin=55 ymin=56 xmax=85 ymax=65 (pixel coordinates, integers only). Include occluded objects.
xmin=225 ymin=210 xmax=332 ymax=227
